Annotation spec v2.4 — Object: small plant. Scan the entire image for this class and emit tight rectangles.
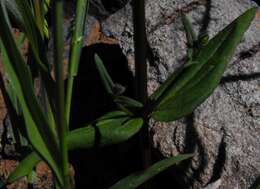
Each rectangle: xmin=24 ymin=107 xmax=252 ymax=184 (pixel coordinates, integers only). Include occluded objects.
xmin=0 ymin=0 xmax=256 ymax=188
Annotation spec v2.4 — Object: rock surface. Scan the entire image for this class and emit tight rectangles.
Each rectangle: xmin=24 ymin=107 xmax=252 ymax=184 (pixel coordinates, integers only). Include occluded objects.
xmin=95 ymin=0 xmax=260 ymax=188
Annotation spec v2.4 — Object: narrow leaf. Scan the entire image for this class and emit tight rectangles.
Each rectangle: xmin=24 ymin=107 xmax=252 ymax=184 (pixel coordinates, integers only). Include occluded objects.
xmin=94 ymin=54 xmax=115 ymax=94
xmin=109 ymin=154 xmax=193 ymax=189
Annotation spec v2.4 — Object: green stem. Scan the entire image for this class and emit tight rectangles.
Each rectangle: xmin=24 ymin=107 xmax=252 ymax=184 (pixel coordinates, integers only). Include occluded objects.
xmin=65 ymin=0 xmax=89 ymax=126
xmin=53 ymin=0 xmax=69 ymax=188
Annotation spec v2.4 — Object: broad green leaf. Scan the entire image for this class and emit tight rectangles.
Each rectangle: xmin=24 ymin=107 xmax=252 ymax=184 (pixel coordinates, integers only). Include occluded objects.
xmin=151 ymin=7 xmax=257 ymax=122
xmin=7 ymin=152 xmax=40 ymax=183
xmin=109 ymin=154 xmax=193 ymax=189
xmin=68 ymin=117 xmax=143 ymax=150
xmin=0 ymin=2 xmax=62 ymax=184
xmin=95 ymin=54 xmax=115 ymax=95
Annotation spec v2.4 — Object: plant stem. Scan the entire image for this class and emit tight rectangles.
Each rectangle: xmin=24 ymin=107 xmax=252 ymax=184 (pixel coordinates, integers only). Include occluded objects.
xmin=133 ymin=0 xmax=147 ymax=104
xmin=65 ymin=0 xmax=89 ymax=126
xmin=53 ymin=0 xmax=70 ymax=188
xmin=132 ymin=1 xmax=151 ymax=189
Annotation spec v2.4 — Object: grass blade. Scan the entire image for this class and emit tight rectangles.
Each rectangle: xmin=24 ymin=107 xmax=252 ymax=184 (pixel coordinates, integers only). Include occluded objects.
xmin=109 ymin=154 xmax=193 ymax=189
xmin=0 ymin=1 xmax=62 ymax=183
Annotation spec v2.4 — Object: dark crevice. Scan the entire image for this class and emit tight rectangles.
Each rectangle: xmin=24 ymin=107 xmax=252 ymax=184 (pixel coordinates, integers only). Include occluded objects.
xmin=238 ymin=42 xmax=260 ymax=60
xmin=69 ymin=43 xmax=143 ymax=189
xmin=230 ymin=42 xmax=260 ymax=67
xmin=70 ymin=43 xmax=134 ymax=127
xmin=251 ymin=0 xmax=260 ymax=6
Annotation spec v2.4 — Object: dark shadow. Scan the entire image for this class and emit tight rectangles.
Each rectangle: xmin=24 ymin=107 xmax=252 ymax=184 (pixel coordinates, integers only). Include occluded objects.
xmin=251 ymin=0 xmax=260 ymax=6
xmin=69 ymin=43 xmax=142 ymax=189
xmin=249 ymin=176 xmax=260 ymax=189
xmin=220 ymin=73 xmax=260 ymax=84
xmin=101 ymin=0 xmax=129 ymax=14
xmin=88 ymin=0 xmax=129 ymax=20
xmin=237 ymin=42 xmax=260 ymax=61
xmin=198 ymin=0 xmax=212 ymax=37
xmin=207 ymin=136 xmax=226 ymax=184
xmin=70 ymin=43 xmax=134 ymax=127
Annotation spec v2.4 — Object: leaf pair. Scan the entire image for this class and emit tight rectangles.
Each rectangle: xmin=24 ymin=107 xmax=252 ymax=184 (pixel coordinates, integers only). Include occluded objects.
xmin=150 ymin=7 xmax=257 ymax=122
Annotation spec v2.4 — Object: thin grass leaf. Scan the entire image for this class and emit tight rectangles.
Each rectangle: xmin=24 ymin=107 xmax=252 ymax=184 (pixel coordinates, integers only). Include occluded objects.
xmin=95 ymin=54 xmax=115 ymax=94
xmin=109 ymin=154 xmax=193 ymax=189
xmin=7 ymin=152 xmax=40 ymax=183
xmin=0 ymin=2 xmax=62 ymax=183
xmin=14 ymin=0 xmax=48 ymax=72
xmin=150 ymin=7 xmax=256 ymax=121
xmin=34 ymin=0 xmax=46 ymax=38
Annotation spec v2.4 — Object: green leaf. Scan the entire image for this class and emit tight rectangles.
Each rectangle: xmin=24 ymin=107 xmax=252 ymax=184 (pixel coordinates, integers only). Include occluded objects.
xmin=109 ymin=154 xmax=193 ymax=189
xmin=7 ymin=152 xmax=40 ymax=183
xmin=68 ymin=116 xmax=143 ymax=150
xmin=0 ymin=1 xmax=62 ymax=184
xmin=151 ymin=7 xmax=257 ymax=122
xmin=94 ymin=54 xmax=115 ymax=95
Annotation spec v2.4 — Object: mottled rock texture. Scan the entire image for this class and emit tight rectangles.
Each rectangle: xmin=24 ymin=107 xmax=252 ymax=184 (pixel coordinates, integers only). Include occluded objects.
xmin=94 ymin=0 xmax=260 ymax=188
